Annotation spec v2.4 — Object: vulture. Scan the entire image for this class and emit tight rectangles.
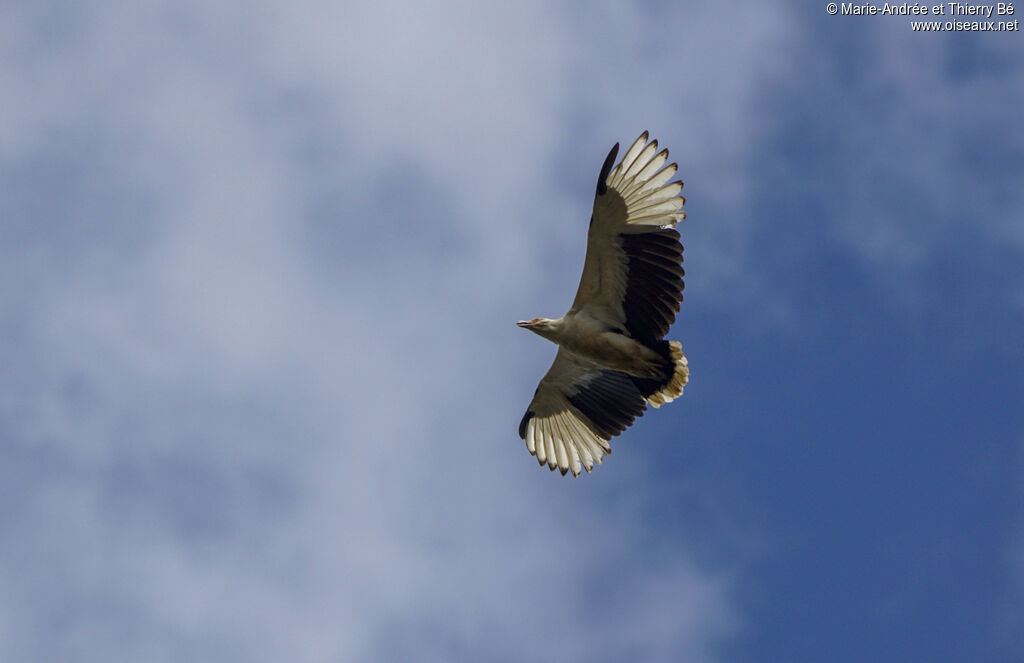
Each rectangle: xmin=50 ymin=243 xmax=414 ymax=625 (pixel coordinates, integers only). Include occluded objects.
xmin=517 ymin=131 xmax=689 ymax=476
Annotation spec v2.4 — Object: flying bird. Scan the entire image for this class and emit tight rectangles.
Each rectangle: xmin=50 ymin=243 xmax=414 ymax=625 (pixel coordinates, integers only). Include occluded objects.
xmin=517 ymin=131 xmax=689 ymax=476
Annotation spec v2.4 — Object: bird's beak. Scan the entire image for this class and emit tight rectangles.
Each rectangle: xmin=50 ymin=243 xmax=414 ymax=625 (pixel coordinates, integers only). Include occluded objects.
xmin=517 ymin=320 xmax=530 ymax=328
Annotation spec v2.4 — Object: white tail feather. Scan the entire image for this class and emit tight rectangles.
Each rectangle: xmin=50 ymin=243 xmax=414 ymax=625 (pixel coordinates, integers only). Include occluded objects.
xmin=647 ymin=341 xmax=689 ymax=408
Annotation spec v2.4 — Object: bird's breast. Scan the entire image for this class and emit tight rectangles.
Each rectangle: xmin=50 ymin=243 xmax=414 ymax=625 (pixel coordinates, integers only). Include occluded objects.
xmin=555 ymin=314 xmax=659 ymax=374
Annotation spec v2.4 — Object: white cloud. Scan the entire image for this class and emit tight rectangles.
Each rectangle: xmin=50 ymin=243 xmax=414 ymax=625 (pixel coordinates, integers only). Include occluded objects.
xmin=0 ymin=1 xmax=802 ymax=660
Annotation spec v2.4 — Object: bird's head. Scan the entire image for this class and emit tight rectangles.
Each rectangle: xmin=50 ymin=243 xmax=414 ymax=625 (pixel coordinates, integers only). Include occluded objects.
xmin=517 ymin=317 xmax=557 ymax=340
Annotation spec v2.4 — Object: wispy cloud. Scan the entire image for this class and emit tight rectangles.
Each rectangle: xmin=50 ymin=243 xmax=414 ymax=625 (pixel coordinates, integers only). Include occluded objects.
xmin=763 ymin=14 xmax=1024 ymax=267
xmin=0 ymin=1 xmax=804 ymax=660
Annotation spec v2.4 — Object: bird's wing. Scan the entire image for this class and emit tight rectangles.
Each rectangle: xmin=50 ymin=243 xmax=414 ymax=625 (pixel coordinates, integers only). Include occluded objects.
xmin=518 ymin=349 xmax=647 ymax=476
xmin=570 ymin=132 xmax=686 ymax=346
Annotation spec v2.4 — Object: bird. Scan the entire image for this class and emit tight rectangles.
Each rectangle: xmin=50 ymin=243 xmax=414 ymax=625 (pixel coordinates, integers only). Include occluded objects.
xmin=517 ymin=131 xmax=689 ymax=477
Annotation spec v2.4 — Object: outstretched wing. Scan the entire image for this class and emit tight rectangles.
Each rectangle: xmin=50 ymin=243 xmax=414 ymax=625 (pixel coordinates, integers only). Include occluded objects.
xmin=518 ymin=349 xmax=648 ymax=476
xmin=570 ymin=132 xmax=686 ymax=346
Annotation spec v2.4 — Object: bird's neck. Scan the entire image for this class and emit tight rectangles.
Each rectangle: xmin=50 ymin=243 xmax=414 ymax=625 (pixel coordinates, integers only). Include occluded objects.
xmin=534 ymin=317 xmax=566 ymax=343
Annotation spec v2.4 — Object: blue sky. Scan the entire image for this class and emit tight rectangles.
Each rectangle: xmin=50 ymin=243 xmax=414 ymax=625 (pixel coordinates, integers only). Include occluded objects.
xmin=2 ymin=1 xmax=1022 ymax=661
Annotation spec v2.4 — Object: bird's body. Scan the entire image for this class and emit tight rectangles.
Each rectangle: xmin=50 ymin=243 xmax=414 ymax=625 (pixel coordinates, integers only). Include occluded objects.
xmin=521 ymin=314 xmax=666 ymax=378
xmin=517 ymin=132 xmax=689 ymax=476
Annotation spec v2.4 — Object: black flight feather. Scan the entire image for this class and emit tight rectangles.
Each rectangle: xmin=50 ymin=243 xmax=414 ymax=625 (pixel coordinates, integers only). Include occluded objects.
xmin=596 ymin=142 xmax=619 ymax=196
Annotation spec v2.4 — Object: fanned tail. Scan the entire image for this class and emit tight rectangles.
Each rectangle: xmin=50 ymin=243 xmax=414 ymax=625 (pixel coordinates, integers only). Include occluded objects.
xmin=631 ymin=340 xmax=689 ymax=408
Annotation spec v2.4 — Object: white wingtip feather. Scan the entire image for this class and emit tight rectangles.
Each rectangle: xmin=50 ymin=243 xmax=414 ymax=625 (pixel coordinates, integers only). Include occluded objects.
xmin=609 ymin=132 xmax=651 ymax=187
xmin=622 ymin=141 xmax=659 ymax=181
xmin=600 ymin=132 xmax=686 ymax=230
